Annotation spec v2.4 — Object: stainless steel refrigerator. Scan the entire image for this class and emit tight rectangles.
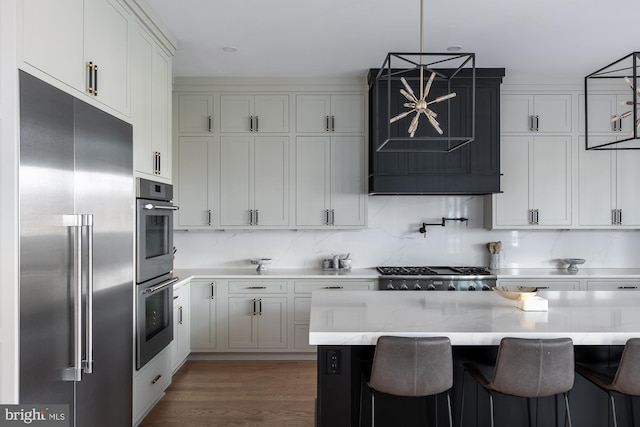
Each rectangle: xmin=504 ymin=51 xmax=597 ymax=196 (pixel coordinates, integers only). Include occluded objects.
xmin=19 ymin=71 xmax=133 ymax=426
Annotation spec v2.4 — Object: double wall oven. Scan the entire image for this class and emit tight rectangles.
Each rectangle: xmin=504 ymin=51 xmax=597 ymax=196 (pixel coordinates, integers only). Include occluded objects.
xmin=135 ymin=178 xmax=179 ymax=369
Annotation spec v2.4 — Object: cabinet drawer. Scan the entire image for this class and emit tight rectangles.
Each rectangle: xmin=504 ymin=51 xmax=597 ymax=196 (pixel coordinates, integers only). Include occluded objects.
xmin=228 ymin=281 xmax=288 ymax=294
xmin=498 ymin=279 xmax=581 ymax=291
xmin=294 ymin=297 xmax=312 ymax=322
xmin=586 ymin=280 xmax=640 ymax=291
xmin=294 ymin=280 xmax=374 ymax=294
xmin=133 ymin=348 xmax=171 ymax=422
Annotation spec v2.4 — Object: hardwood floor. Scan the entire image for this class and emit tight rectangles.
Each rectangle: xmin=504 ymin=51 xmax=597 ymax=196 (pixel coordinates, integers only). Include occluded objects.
xmin=139 ymin=360 xmax=317 ymax=427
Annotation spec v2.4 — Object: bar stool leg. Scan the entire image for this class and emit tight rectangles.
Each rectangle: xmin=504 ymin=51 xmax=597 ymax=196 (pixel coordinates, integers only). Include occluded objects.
xmin=371 ymin=393 xmax=376 ymax=427
xmin=563 ymin=393 xmax=572 ymax=427
xmin=609 ymin=392 xmax=618 ymax=427
xmin=446 ymin=391 xmax=453 ymax=427
xmin=488 ymin=392 xmax=495 ymax=427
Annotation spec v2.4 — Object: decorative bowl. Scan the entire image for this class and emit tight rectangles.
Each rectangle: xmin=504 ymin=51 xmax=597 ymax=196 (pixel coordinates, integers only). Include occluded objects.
xmin=250 ymin=258 xmax=272 ymax=272
xmin=493 ymin=285 xmax=538 ymax=301
xmin=562 ymin=258 xmax=585 ymax=272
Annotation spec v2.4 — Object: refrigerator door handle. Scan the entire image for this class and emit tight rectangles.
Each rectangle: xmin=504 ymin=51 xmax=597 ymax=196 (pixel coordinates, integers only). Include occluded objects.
xmin=83 ymin=214 xmax=94 ymax=374
xmin=62 ymin=214 xmax=85 ymax=381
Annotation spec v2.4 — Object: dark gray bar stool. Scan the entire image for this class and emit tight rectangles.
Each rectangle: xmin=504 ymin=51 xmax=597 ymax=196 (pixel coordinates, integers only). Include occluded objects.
xmin=360 ymin=336 xmax=453 ymax=427
xmin=460 ymin=337 xmax=574 ymax=427
xmin=576 ymin=338 xmax=640 ymax=427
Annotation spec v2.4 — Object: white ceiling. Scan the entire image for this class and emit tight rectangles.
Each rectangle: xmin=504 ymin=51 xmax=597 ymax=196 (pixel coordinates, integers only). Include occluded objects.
xmin=146 ymin=0 xmax=639 ymax=80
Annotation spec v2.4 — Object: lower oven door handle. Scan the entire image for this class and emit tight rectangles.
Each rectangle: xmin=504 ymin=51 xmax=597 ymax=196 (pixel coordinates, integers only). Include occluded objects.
xmin=143 ymin=203 xmax=180 ymax=211
xmin=143 ymin=277 xmax=180 ymax=295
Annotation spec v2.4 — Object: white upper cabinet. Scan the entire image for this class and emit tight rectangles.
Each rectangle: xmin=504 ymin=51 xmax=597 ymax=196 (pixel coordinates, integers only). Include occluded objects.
xmin=22 ymin=0 xmax=84 ymax=91
xmin=295 ymin=136 xmax=366 ymax=228
xmin=493 ymin=135 xmax=572 ymax=228
xmin=220 ymin=94 xmax=289 ymax=133
xmin=578 ymin=136 xmax=640 ymax=227
xmin=296 ymin=94 xmax=365 ymax=133
xmin=219 ymin=136 xmax=289 ymax=228
xmin=177 ymin=95 xmax=215 ymax=133
xmin=502 ymin=94 xmax=572 ymax=133
xmin=579 ymin=93 xmax=635 ymax=136
xmin=132 ymin=23 xmax=172 ymax=181
xmin=22 ymin=0 xmax=131 ymax=115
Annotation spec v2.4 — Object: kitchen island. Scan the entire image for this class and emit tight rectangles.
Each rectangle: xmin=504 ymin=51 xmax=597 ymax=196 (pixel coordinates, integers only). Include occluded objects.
xmin=310 ymin=290 xmax=640 ymax=427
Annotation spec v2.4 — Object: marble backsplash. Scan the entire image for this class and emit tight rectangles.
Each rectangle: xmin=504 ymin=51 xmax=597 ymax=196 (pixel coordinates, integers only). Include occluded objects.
xmin=173 ymin=196 xmax=639 ymax=270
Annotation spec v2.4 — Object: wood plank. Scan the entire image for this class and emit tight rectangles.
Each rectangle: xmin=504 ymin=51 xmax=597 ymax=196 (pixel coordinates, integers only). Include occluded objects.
xmin=140 ymin=360 xmax=316 ymax=427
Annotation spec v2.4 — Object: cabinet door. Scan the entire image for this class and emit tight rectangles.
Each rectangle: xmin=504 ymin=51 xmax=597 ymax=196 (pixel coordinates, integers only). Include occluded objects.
xmin=178 ymin=95 xmax=214 ymax=133
xmin=151 ymin=47 xmax=171 ymax=180
xmin=131 ymin=25 xmax=154 ymax=177
xmin=256 ymin=297 xmax=287 ymax=349
xmin=172 ymin=284 xmax=190 ymax=371
xmin=616 ymin=150 xmax=640 ymax=226
xmin=175 ymin=137 xmax=214 ymax=228
xmin=253 ymin=137 xmax=289 ymax=226
xmin=580 ymin=94 xmax=617 ymax=134
xmin=532 ymin=136 xmax=572 ymax=226
xmin=227 ymin=297 xmax=257 ymax=349
xmin=83 ymin=0 xmax=130 ymax=114
xmin=330 ymin=137 xmax=366 ymax=226
xmin=533 ymin=94 xmax=572 ymax=133
xmin=501 ymin=94 xmax=533 ymax=133
xmin=295 ymin=137 xmax=329 ymax=226
xmin=578 ymin=137 xmax=615 ymax=226
xmin=494 ymin=136 xmax=531 ymax=226
xmin=219 ymin=136 xmax=252 ymax=226
xmin=296 ymin=95 xmax=330 ymax=132
xmin=22 ymin=0 xmax=84 ymax=91
xmin=190 ymin=281 xmax=217 ymax=350
xmin=220 ymin=95 xmax=253 ymax=132
xmin=331 ymin=94 xmax=365 ymax=133
xmin=254 ymin=95 xmax=289 ymax=133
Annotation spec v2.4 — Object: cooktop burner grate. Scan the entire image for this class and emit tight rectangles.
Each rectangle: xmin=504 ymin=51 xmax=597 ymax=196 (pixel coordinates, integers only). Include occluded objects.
xmin=377 ymin=266 xmax=492 ymax=276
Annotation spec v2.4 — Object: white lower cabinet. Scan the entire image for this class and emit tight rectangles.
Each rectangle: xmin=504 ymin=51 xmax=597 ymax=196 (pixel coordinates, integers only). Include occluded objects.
xmin=227 ymin=281 xmax=288 ymax=350
xmin=170 ymin=282 xmax=190 ymax=373
xmin=586 ymin=280 xmax=640 ymax=291
xmin=133 ymin=346 xmax=171 ymax=426
xmin=190 ymin=280 xmax=218 ymax=351
xmin=292 ymin=280 xmax=374 ymax=350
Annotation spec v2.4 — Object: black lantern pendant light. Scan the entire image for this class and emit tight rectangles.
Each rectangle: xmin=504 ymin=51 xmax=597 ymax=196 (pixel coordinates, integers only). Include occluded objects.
xmin=372 ymin=0 xmax=476 ymax=153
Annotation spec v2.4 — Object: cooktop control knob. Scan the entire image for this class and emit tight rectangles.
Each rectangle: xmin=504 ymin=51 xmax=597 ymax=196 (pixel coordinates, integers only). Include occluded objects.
xmin=414 ymin=283 xmax=422 ymax=290
xmin=468 ymin=284 xmax=477 ymax=291
xmin=400 ymin=283 xmax=409 ymax=290
xmin=385 ymin=282 xmax=395 ymax=290
xmin=447 ymin=284 xmax=456 ymax=291
xmin=427 ymin=284 xmax=436 ymax=291
xmin=482 ymin=284 xmax=492 ymax=291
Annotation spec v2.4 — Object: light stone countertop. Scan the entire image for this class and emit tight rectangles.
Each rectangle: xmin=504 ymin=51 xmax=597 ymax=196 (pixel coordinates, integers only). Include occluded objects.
xmin=173 ymin=267 xmax=380 ymax=280
xmin=495 ymin=268 xmax=640 ymax=279
xmin=309 ymin=290 xmax=640 ymax=346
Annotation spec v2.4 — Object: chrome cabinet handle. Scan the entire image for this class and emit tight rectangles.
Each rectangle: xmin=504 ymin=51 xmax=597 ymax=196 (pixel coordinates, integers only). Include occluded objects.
xmin=248 ymin=286 xmax=267 ymax=289
xmin=529 ymin=116 xmax=534 ymax=131
xmin=151 ymin=374 xmax=162 ymax=385
xmin=250 ymin=116 xmax=254 ymax=132
xmin=331 ymin=115 xmax=335 ymax=132
xmin=323 ymin=286 xmax=344 ymax=289
xmin=255 ymin=209 xmax=259 ymax=225
xmin=535 ymin=115 xmax=539 ymax=131
xmin=619 ymin=209 xmax=623 ymax=225
xmin=258 ymin=298 xmax=262 ymax=315
xmin=324 ymin=209 xmax=329 ymax=225
xmin=325 ymin=116 xmax=330 ymax=132
xmin=94 ymin=64 xmax=98 ymax=96
xmin=618 ymin=286 xmax=638 ymax=289
xmin=210 ymin=282 xmax=215 ymax=299
xmin=330 ymin=209 xmax=335 ymax=225
xmin=208 ymin=209 xmax=212 ymax=226
xmin=178 ymin=306 xmax=183 ymax=324
xmin=255 ymin=116 xmax=259 ymax=132
xmin=208 ymin=115 xmax=212 ymax=132
xmin=249 ymin=209 xmax=254 ymax=225
xmin=251 ymin=298 xmax=257 ymax=316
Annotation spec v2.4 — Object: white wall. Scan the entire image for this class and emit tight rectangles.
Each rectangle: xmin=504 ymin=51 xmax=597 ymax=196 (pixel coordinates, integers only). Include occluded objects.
xmin=174 ymin=196 xmax=639 ymax=270
xmin=0 ymin=0 xmax=20 ymax=404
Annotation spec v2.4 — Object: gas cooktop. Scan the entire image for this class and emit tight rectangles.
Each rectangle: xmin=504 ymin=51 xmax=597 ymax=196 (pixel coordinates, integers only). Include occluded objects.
xmin=377 ymin=266 xmax=493 ymax=277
